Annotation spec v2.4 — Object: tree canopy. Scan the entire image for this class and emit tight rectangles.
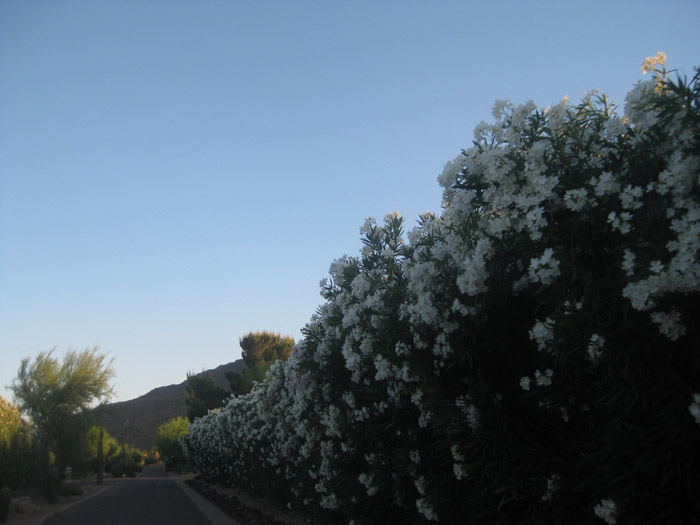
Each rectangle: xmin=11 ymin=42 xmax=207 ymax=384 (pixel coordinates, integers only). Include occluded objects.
xmin=156 ymin=416 xmax=190 ymax=471
xmin=10 ymin=346 xmax=115 ymax=472
xmin=184 ymin=372 xmax=229 ymax=422
xmin=226 ymin=331 xmax=294 ymax=396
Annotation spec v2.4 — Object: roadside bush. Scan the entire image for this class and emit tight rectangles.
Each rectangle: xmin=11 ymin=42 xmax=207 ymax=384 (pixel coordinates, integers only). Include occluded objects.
xmin=144 ymin=447 xmax=160 ymax=465
xmin=157 ymin=417 xmax=190 ymax=472
xmin=0 ymin=396 xmax=48 ymax=490
xmin=182 ymin=56 xmax=700 ymax=523
xmin=110 ymin=458 xmax=139 ymax=478
xmin=58 ymin=482 xmax=83 ymax=496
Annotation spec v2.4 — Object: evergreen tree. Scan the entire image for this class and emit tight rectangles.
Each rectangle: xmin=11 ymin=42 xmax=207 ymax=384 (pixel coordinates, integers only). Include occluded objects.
xmin=184 ymin=372 xmax=228 ymax=422
xmin=226 ymin=331 xmax=294 ymax=396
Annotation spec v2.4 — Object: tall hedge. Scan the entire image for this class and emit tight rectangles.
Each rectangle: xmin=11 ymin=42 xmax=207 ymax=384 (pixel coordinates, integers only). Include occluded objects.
xmin=182 ymin=56 xmax=700 ymax=524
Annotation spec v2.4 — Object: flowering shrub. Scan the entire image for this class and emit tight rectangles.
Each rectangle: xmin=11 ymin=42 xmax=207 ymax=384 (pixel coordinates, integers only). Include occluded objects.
xmin=182 ymin=56 xmax=700 ymax=523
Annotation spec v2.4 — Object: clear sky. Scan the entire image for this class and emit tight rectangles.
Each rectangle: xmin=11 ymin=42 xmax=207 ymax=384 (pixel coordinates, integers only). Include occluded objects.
xmin=1 ymin=0 xmax=698 ymax=403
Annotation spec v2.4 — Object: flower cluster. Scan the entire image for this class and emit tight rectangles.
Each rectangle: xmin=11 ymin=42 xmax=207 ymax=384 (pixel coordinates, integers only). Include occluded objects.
xmin=182 ymin=58 xmax=700 ymax=523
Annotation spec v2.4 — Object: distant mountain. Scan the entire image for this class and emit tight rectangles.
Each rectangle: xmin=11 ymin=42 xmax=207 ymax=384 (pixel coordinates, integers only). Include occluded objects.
xmin=96 ymin=360 xmax=245 ymax=450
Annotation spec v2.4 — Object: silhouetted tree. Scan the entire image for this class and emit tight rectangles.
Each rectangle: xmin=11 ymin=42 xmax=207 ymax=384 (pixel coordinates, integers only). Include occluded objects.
xmin=184 ymin=372 xmax=228 ymax=422
xmin=226 ymin=332 xmax=294 ymax=396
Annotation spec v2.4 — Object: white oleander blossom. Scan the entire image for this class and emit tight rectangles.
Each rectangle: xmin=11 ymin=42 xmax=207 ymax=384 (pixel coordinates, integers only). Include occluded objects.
xmin=179 ymin=60 xmax=699 ymax=524
xmin=358 ymin=473 xmax=378 ymax=496
xmin=520 ymin=377 xmax=531 ymax=391
xmin=534 ymin=369 xmax=553 ymax=387
xmin=541 ymin=474 xmax=560 ymax=501
xmin=587 ymin=334 xmax=605 ymax=362
xmin=529 ymin=318 xmax=555 ymax=351
xmin=689 ymin=394 xmax=700 ymax=426
xmin=593 ymin=499 xmax=618 ymax=524
xmin=622 ymin=250 xmax=636 ymax=277
xmin=564 ymin=188 xmax=589 ymax=211
xmin=527 ymin=248 xmax=561 ymax=286
xmin=416 ymin=498 xmax=439 ymax=522
xmin=650 ymin=310 xmax=686 ymax=340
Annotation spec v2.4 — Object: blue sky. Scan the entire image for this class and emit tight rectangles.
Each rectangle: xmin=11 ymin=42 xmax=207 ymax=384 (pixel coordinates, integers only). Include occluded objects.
xmin=1 ymin=0 xmax=698 ymax=403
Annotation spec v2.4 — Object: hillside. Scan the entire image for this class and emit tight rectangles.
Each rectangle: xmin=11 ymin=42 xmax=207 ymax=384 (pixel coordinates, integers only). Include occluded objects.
xmin=96 ymin=360 xmax=245 ymax=450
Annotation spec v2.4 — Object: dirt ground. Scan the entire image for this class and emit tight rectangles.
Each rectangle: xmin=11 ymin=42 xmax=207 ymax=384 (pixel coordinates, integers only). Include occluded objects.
xmin=183 ymin=477 xmax=317 ymax=525
xmin=5 ymin=478 xmax=114 ymax=525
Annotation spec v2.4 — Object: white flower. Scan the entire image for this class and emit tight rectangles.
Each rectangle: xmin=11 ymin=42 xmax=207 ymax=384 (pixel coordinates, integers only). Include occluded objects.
xmin=520 ymin=377 xmax=531 ymax=391
xmin=564 ymin=188 xmax=589 ymax=212
xmin=651 ymin=310 xmax=686 ymax=341
xmin=418 ymin=409 xmax=432 ymax=428
xmin=464 ymin=405 xmax=480 ymax=429
xmin=450 ymin=444 xmax=464 ymax=462
xmin=622 ymin=249 xmax=636 ymax=277
xmin=411 ymin=389 xmax=423 ymax=406
xmin=649 ymin=260 xmax=664 ymax=274
xmin=358 ymin=473 xmax=378 ymax=496
xmin=591 ymin=172 xmax=620 ymax=197
xmin=374 ymin=354 xmax=391 ymax=381
xmin=593 ymin=498 xmax=618 ymax=524
xmin=416 ymin=497 xmax=439 ymax=521
xmin=528 ymin=249 xmax=561 ymax=286
xmin=437 ymin=156 xmax=464 ymax=193
xmin=689 ymin=393 xmax=700 ymax=426
xmin=534 ymin=369 xmax=553 ymax=386
xmin=453 ymin=462 xmax=466 ymax=481
xmin=414 ymin=476 xmax=427 ymax=496
xmin=641 ymin=51 xmax=666 ymax=73
xmin=587 ymin=334 xmax=606 ymax=362
xmin=619 ymin=185 xmax=644 ymax=210
xmin=360 ymin=217 xmax=376 ymax=235
xmin=410 ymin=450 xmax=421 ymax=464
xmin=541 ymin=474 xmax=560 ymax=501
xmin=607 ymin=211 xmax=632 ymax=234
xmin=529 ymin=318 xmax=555 ymax=351
xmin=351 ymin=274 xmax=371 ymax=297
xmin=385 ymin=210 xmax=402 ymax=223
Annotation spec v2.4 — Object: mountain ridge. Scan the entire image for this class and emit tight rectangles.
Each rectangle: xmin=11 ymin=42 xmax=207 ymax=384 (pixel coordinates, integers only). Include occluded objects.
xmin=97 ymin=360 xmax=245 ymax=450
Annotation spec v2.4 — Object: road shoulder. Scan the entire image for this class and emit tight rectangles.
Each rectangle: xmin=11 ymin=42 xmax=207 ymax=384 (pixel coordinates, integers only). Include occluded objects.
xmin=6 ymin=482 xmax=116 ymax=525
xmin=171 ymin=474 xmax=238 ymax=525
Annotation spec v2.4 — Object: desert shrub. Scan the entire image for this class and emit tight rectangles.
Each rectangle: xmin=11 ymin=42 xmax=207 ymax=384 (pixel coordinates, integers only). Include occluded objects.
xmin=157 ymin=417 xmax=190 ymax=472
xmin=182 ymin=56 xmax=700 ymax=524
xmin=110 ymin=458 xmax=139 ymax=478
xmin=143 ymin=447 xmax=160 ymax=465
xmin=58 ymin=482 xmax=83 ymax=496
xmin=0 ymin=396 xmax=49 ymax=490
xmin=85 ymin=426 xmax=121 ymax=475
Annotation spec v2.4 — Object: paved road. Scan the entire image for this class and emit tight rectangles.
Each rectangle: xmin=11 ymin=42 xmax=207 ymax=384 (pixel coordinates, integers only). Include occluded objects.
xmin=43 ymin=465 xmax=224 ymax=525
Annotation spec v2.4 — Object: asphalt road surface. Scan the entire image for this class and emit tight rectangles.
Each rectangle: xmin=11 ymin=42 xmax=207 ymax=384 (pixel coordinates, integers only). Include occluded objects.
xmin=43 ymin=464 xmax=220 ymax=525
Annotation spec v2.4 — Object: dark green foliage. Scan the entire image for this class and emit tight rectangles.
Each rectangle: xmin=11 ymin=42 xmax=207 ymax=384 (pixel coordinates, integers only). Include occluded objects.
xmin=0 ymin=486 xmax=9 ymax=523
xmin=45 ymin=467 xmax=59 ymax=503
xmin=58 ymin=482 xmax=83 ymax=496
xmin=0 ymin=397 xmax=49 ymax=490
xmin=110 ymin=444 xmax=143 ymax=478
xmin=96 ymin=428 xmax=104 ymax=485
xmin=184 ymin=372 xmax=229 ymax=422
xmin=226 ymin=331 xmax=295 ymax=396
xmin=157 ymin=417 xmax=189 ymax=472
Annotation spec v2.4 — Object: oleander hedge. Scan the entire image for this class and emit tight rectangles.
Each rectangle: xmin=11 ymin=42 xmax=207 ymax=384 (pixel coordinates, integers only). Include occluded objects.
xmin=182 ymin=56 xmax=700 ymax=524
